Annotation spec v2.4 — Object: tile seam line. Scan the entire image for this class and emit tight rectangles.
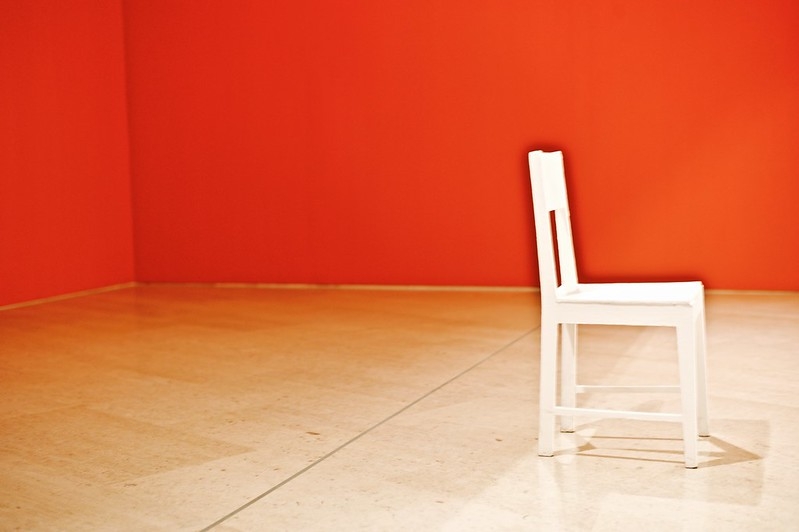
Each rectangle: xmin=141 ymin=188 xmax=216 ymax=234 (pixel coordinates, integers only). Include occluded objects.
xmin=199 ymin=326 xmax=538 ymax=531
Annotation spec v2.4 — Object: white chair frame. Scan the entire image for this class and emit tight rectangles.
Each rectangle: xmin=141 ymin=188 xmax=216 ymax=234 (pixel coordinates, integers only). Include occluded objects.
xmin=528 ymin=150 xmax=709 ymax=468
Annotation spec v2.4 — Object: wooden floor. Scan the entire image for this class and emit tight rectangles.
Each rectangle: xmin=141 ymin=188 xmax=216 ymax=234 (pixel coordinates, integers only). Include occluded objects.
xmin=1 ymin=285 xmax=797 ymax=531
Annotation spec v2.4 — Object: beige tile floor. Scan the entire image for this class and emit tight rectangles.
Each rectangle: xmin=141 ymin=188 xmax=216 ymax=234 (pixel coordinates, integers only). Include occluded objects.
xmin=0 ymin=285 xmax=797 ymax=531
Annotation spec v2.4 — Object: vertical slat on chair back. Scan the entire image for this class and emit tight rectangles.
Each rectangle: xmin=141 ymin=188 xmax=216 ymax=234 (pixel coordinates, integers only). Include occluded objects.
xmin=528 ymin=151 xmax=579 ymax=304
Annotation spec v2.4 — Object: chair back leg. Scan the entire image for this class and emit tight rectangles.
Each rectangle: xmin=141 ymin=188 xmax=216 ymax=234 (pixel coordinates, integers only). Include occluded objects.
xmin=560 ymin=323 xmax=578 ymax=433
xmin=538 ymin=317 xmax=558 ymax=457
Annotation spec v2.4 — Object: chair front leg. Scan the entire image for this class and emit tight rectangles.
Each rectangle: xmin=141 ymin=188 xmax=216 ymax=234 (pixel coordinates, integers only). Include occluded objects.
xmin=676 ymin=319 xmax=700 ymax=469
xmin=696 ymin=306 xmax=710 ymax=437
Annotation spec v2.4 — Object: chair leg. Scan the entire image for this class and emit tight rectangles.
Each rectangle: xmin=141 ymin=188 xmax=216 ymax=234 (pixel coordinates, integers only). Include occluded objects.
xmin=538 ymin=318 xmax=558 ymax=457
xmin=560 ymin=323 xmax=577 ymax=433
xmin=696 ymin=307 xmax=710 ymax=437
xmin=676 ymin=319 xmax=700 ymax=469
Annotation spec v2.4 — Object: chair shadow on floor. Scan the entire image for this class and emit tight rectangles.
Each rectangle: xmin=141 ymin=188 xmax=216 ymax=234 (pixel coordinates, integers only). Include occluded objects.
xmin=555 ymin=427 xmax=761 ymax=469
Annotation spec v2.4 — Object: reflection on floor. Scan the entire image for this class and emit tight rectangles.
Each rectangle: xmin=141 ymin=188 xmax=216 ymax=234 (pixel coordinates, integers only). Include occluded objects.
xmin=1 ymin=285 xmax=797 ymax=530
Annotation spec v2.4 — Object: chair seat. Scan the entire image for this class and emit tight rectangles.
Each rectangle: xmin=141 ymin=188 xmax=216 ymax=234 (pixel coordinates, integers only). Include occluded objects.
xmin=556 ymin=281 xmax=703 ymax=306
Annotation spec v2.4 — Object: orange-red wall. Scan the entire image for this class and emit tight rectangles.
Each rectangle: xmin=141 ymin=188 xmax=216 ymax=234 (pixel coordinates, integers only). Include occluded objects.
xmin=2 ymin=2 xmax=798 ymax=307
xmin=0 ymin=1 xmax=134 ymax=306
xmin=124 ymin=1 xmax=799 ymax=290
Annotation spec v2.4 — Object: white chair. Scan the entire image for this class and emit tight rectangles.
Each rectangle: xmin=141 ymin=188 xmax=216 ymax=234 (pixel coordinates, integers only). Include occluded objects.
xmin=527 ymin=150 xmax=709 ymax=468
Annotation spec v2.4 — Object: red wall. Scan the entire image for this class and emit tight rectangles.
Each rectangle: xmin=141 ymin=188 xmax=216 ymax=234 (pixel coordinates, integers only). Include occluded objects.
xmin=0 ymin=1 xmax=134 ymax=306
xmin=124 ymin=1 xmax=799 ymax=291
xmin=2 ymin=1 xmax=797 ymax=307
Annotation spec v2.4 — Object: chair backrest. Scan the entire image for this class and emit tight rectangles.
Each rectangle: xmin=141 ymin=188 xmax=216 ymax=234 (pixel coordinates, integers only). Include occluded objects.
xmin=528 ymin=150 xmax=578 ymax=306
